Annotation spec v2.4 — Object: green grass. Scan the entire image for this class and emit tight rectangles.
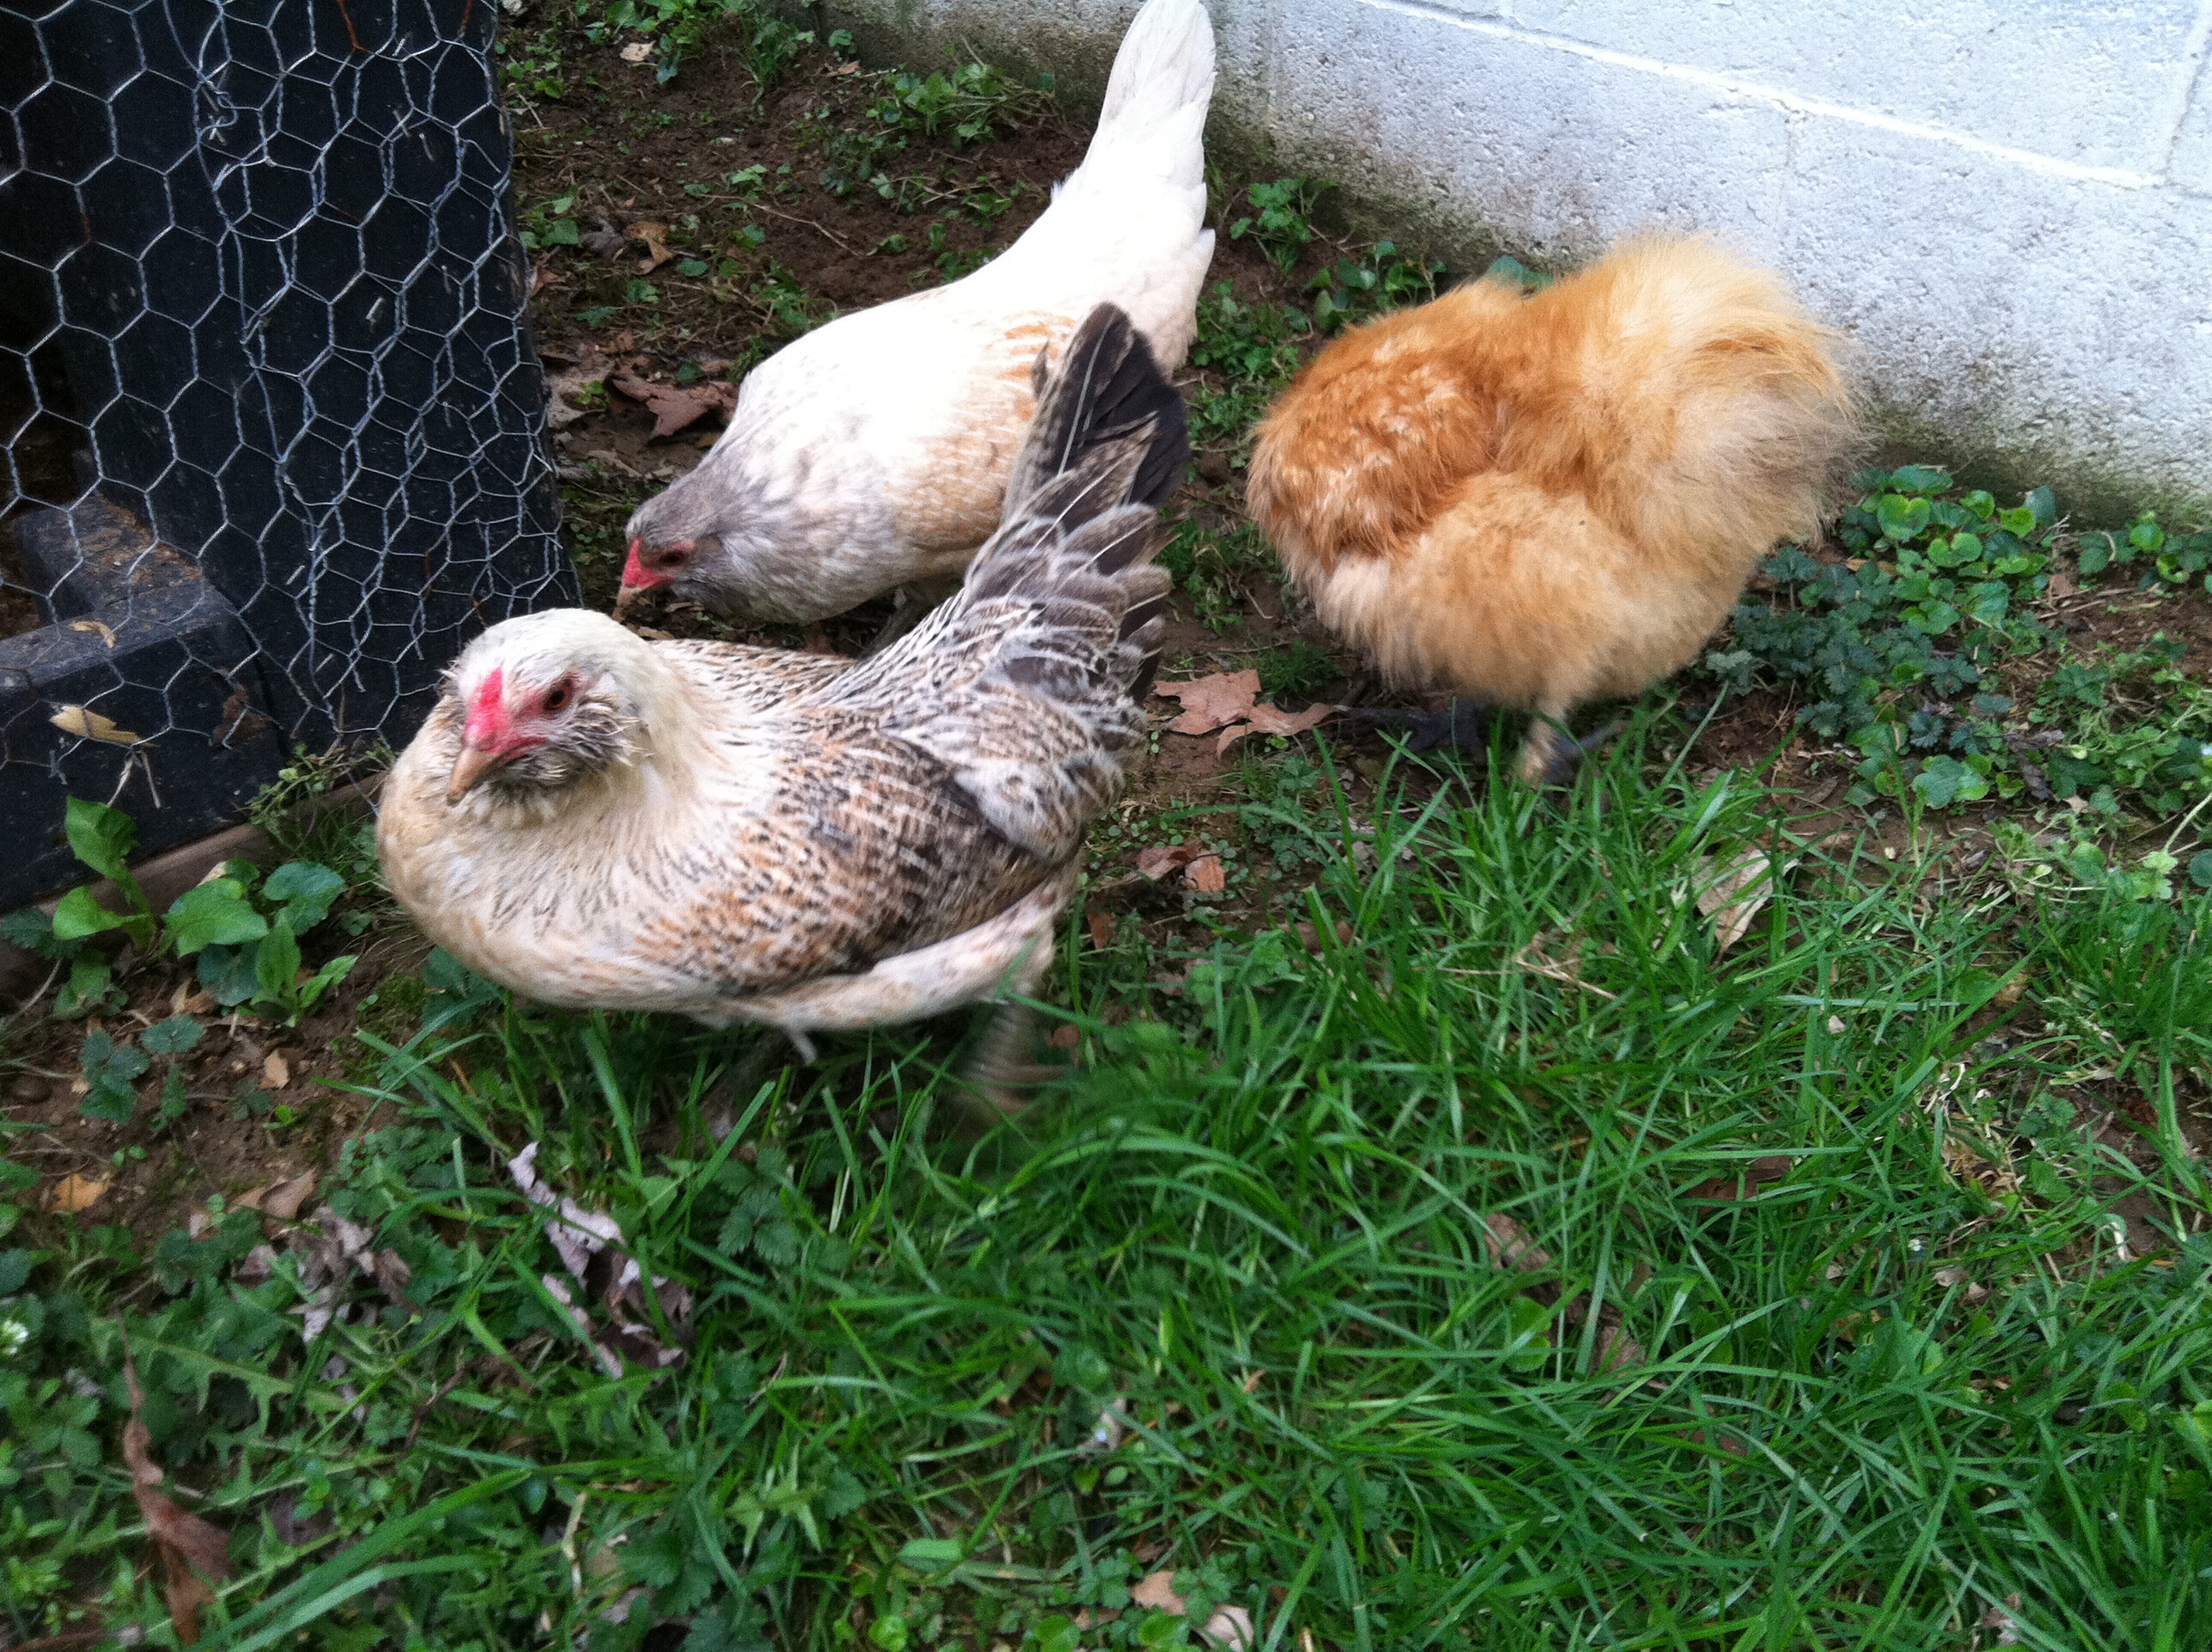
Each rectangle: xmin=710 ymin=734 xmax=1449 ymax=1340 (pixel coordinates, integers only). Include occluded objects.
xmin=9 ymin=730 xmax=2212 ymax=1649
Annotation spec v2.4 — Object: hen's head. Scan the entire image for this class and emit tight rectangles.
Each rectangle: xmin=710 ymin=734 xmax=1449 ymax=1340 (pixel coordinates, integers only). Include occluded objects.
xmin=438 ymin=610 xmax=672 ymax=806
xmin=620 ymin=467 xmax=754 ymax=614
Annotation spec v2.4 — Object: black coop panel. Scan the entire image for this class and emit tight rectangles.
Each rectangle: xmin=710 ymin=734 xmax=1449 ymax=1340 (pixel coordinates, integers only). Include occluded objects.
xmin=0 ymin=0 xmax=573 ymax=908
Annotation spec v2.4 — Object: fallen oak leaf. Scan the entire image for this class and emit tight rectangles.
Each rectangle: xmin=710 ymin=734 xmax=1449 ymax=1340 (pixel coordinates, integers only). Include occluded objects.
xmin=1684 ymin=1154 xmax=1795 ymax=1201
xmin=1218 ymin=699 xmax=1336 ymax=754
xmin=607 ymin=373 xmax=737 ymax=439
xmin=123 ymin=1341 xmax=231 ymax=1643
xmin=1136 ymin=842 xmax=1204 ymax=881
xmin=1478 ymin=1212 xmax=1551 ymax=1273
xmin=1127 ymin=1573 xmax=1254 ymax=1650
xmin=1131 ymin=1571 xmax=1185 ymax=1612
xmin=544 ymin=367 xmax=606 ymax=432
xmin=1696 ymin=848 xmax=1775 ymax=952
xmin=625 ymin=219 xmax=674 ymax=273
xmin=49 ymin=704 xmax=144 ymax=746
xmin=50 ymin=1172 xmax=110 ymax=1213
xmin=1201 ymin=1606 xmax=1256 ymax=1650
xmin=1291 ymin=919 xmax=1354 ymax=953
xmin=262 ymin=1170 xmax=318 ymax=1222
xmin=1977 ymin=1593 xmax=2024 ymax=1647
xmin=1157 ymin=670 xmax=1259 ymax=736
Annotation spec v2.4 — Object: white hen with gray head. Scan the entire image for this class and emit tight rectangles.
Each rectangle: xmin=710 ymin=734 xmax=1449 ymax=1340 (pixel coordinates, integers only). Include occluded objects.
xmin=619 ymin=0 xmax=1215 ymax=624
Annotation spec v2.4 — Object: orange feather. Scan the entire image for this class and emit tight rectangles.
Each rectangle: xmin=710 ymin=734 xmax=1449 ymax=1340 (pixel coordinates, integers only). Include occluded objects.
xmin=1249 ymin=234 xmax=1859 ymax=781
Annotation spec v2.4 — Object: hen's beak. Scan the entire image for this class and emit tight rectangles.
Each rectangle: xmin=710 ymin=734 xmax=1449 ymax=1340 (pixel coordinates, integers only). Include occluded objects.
xmin=445 ymin=739 xmax=506 ymax=803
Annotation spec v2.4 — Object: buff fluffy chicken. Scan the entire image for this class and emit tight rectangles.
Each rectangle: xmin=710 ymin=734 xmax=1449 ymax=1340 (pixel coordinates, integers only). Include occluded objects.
xmin=619 ymin=0 xmax=1216 ymax=625
xmin=1248 ymin=234 xmax=1858 ymax=782
xmin=380 ymin=305 xmax=1186 ymax=1107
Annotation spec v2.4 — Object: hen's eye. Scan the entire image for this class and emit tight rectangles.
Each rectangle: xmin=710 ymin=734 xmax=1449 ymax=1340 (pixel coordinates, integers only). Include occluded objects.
xmin=542 ymin=682 xmax=572 ymax=713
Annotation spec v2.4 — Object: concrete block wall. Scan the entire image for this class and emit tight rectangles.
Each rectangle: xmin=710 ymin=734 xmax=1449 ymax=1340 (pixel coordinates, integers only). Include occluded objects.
xmin=833 ymin=0 xmax=2212 ymax=515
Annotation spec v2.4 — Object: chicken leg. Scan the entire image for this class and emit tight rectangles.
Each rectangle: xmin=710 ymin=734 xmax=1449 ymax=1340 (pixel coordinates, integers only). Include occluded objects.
xmin=1519 ymin=711 xmax=1627 ymax=788
xmin=1337 ymin=698 xmax=1493 ymax=754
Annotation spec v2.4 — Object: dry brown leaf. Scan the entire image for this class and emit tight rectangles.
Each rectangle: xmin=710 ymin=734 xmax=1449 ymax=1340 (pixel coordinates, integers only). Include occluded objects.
xmin=1157 ymin=670 xmax=1260 ymax=736
xmin=1479 ymin=1213 xmax=1552 ymax=1273
xmin=1697 ymin=849 xmax=1773 ymax=951
xmin=1127 ymin=1573 xmax=1252 ymax=1649
xmin=1941 ymin=1137 xmax=2022 ymax=1198
xmin=1932 ymin=1265 xmax=1990 ymax=1304
xmin=263 ymin=1052 xmax=290 ymax=1090
xmin=508 ymin=1144 xmax=688 ymax=1375
xmin=1087 ymin=910 xmax=1116 ymax=950
xmin=49 ymin=704 xmax=145 ymax=745
xmin=608 ymin=372 xmax=737 ymax=439
xmin=50 ymin=1173 xmax=110 ymax=1213
xmin=1685 ymin=1426 xmax=1749 ymax=1457
xmin=70 ymin=618 xmax=118 ymax=647
xmin=1977 ymin=1592 xmax=2023 ymax=1646
xmin=1185 ymin=854 xmax=1227 ymax=894
xmin=626 ymin=219 xmax=674 ymax=272
xmin=123 ymin=1344 xmax=231 ymax=1643
xmin=1292 ymin=920 xmax=1354 ymax=953
xmin=1596 ymin=1320 xmax=1645 ymax=1373
xmin=1136 ymin=843 xmax=1204 ymax=881
xmin=1200 ymin=1606 xmax=1255 ymax=1650
xmin=262 ymin=1171 xmax=318 ymax=1222
xmin=544 ymin=367 xmax=605 ymax=432
xmin=1218 ymin=700 xmax=1336 ymax=754
xmin=1684 ymin=1155 xmax=1795 ymax=1201
xmin=1132 ymin=1571 xmax=1186 ymax=1612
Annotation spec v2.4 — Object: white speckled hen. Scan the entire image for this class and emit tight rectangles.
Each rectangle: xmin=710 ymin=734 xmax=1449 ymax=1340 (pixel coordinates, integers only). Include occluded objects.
xmin=617 ymin=0 xmax=1215 ymax=625
xmin=380 ymin=305 xmax=1186 ymax=1106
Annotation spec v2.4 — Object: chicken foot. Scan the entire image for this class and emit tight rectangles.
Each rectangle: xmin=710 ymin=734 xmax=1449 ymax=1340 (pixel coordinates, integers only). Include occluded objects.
xmin=1518 ymin=713 xmax=1627 ymax=788
xmin=1336 ymin=699 xmax=1494 ymax=754
xmin=719 ymin=1028 xmax=807 ymax=1113
xmin=954 ymin=999 xmax=1058 ymax=1120
xmin=1338 ymin=698 xmax=1622 ymax=787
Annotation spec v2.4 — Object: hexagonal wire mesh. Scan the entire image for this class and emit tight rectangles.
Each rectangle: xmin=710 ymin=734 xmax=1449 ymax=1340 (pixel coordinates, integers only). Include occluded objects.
xmin=0 ymin=0 xmax=573 ymax=907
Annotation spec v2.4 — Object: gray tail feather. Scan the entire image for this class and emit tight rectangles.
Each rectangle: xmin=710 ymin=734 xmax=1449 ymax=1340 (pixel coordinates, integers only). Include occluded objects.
xmin=963 ymin=304 xmax=1189 ymax=703
xmin=1001 ymin=302 xmax=1190 ymax=516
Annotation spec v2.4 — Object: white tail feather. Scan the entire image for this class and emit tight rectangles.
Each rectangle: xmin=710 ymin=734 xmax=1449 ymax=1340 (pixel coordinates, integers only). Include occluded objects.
xmin=1066 ymin=0 xmax=1215 ymax=195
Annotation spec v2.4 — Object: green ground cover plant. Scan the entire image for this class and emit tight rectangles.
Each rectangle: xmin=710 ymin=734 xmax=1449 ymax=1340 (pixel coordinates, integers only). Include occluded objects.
xmin=1708 ymin=466 xmax=2212 ymax=825
xmin=7 ymin=736 xmax=2211 ymax=1649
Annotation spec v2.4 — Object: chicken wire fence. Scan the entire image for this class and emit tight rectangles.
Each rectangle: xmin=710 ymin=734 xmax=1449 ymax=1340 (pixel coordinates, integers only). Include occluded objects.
xmin=0 ymin=0 xmax=573 ymax=910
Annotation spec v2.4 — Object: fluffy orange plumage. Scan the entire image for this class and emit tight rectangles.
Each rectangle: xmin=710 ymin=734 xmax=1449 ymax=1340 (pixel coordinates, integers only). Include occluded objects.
xmin=1248 ymin=234 xmax=1858 ymax=781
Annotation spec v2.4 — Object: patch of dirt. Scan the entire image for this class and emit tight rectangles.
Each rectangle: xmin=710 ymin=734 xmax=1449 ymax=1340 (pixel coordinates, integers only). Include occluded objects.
xmin=4 ymin=920 xmax=428 ymax=1249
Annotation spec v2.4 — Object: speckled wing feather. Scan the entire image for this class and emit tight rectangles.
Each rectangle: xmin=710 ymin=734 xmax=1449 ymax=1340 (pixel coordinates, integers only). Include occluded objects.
xmin=654 ymin=304 xmax=1188 ymax=990
xmin=818 ymin=305 xmax=1185 ymax=860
